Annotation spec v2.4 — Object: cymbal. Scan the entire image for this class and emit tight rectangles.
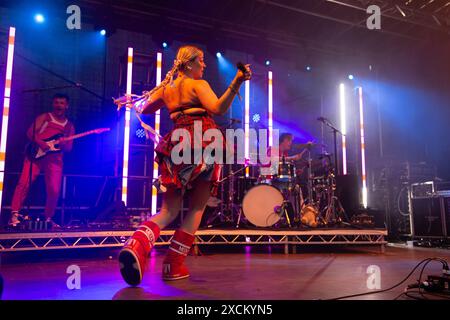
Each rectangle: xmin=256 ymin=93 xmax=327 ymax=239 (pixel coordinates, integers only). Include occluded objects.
xmin=295 ymin=159 xmax=324 ymax=168
xmin=292 ymin=142 xmax=323 ymax=149
xmin=318 ymin=153 xmax=333 ymax=160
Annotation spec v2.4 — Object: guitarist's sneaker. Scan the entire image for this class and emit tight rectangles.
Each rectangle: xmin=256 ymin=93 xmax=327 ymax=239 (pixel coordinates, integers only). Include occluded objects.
xmin=162 ymin=229 xmax=195 ymax=281
xmin=118 ymin=221 xmax=160 ymax=286
xmin=8 ymin=212 xmax=21 ymax=227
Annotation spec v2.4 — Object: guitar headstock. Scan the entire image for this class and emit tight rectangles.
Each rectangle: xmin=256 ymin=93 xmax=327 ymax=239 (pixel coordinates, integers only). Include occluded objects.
xmin=94 ymin=128 xmax=110 ymax=134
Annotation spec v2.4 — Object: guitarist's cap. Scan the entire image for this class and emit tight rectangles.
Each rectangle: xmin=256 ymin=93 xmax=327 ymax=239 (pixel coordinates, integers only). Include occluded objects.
xmin=53 ymin=93 xmax=69 ymax=102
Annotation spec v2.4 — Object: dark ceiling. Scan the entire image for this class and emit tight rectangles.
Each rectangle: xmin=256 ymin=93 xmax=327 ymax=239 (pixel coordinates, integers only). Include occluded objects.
xmin=2 ymin=0 xmax=450 ymax=65
xmin=77 ymin=0 xmax=450 ymax=63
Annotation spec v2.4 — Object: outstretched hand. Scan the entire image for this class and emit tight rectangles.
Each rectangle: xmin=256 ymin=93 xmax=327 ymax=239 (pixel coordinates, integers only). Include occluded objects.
xmin=113 ymin=94 xmax=144 ymax=111
xmin=113 ymin=94 xmax=132 ymax=110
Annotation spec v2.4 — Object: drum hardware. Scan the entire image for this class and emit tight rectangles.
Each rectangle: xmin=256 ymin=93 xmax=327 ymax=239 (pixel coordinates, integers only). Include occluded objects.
xmin=317 ymin=117 xmax=344 ymax=176
xmin=320 ymin=169 xmax=349 ymax=226
xmin=201 ymin=121 xmax=353 ymax=230
xmin=274 ymin=199 xmax=296 ymax=228
xmin=206 ymin=163 xmax=255 ymax=228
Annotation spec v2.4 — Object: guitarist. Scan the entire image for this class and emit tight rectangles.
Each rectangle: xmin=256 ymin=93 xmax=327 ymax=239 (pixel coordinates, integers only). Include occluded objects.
xmin=9 ymin=93 xmax=75 ymax=227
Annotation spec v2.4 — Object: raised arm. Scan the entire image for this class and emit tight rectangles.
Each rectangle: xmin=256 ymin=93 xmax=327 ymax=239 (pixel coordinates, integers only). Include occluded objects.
xmin=140 ymin=87 xmax=165 ymax=115
xmin=194 ymin=65 xmax=251 ymax=115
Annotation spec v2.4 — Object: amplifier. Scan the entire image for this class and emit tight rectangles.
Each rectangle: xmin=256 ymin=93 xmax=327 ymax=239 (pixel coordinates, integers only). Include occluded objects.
xmin=410 ymin=181 xmax=435 ymax=198
xmin=411 ymin=196 xmax=450 ymax=238
xmin=410 ymin=181 xmax=450 ymax=199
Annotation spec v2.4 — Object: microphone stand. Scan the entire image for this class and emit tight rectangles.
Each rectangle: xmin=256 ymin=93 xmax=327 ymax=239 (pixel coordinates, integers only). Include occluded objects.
xmin=317 ymin=118 xmax=349 ymax=226
xmin=319 ymin=118 xmax=344 ymax=176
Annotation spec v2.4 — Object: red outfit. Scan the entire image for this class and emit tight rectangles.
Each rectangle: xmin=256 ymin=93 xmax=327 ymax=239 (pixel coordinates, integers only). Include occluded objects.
xmin=155 ymin=112 xmax=223 ymax=194
xmin=119 ymin=112 xmax=222 ymax=286
xmin=162 ymin=229 xmax=196 ymax=280
xmin=11 ymin=113 xmax=73 ymax=219
xmin=119 ymin=220 xmax=160 ymax=286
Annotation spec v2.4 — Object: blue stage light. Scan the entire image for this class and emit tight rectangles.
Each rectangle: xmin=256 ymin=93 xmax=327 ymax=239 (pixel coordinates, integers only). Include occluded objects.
xmin=100 ymin=29 xmax=106 ymax=36
xmin=306 ymin=66 xmax=312 ymax=71
xmin=162 ymin=42 xmax=168 ymax=48
xmin=265 ymin=60 xmax=271 ymax=66
xmin=34 ymin=14 xmax=45 ymax=23
xmin=252 ymin=113 xmax=261 ymax=123
xmin=348 ymin=74 xmax=354 ymax=80
xmin=216 ymin=52 xmax=222 ymax=58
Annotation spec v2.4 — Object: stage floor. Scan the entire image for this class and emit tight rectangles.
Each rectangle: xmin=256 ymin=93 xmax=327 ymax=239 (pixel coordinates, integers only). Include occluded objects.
xmin=1 ymin=244 xmax=449 ymax=300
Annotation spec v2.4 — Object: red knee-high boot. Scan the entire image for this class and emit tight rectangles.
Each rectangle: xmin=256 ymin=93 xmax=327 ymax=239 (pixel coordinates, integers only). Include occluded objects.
xmin=162 ymin=229 xmax=195 ymax=281
xmin=119 ymin=221 xmax=160 ymax=286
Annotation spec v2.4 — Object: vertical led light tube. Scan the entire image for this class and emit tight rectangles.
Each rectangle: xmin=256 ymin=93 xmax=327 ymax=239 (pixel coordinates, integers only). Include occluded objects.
xmin=358 ymin=87 xmax=368 ymax=208
xmin=245 ymin=79 xmax=250 ymax=177
xmin=268 ymin=71 xmax=273 ymax=147
xmin=121 ymin=47 xmax=133 ymax=205
xmin=339 ymin=83 xmax=347 ymax=175
xmin=151 ymin=52 xmax=162 ymax=213
xmin=0 ymin=27 xmax=16 ymax=212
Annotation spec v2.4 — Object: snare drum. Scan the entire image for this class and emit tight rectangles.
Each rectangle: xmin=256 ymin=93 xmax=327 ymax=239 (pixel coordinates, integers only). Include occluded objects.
xmin=275 ymin=161 xmax=296 ymax=182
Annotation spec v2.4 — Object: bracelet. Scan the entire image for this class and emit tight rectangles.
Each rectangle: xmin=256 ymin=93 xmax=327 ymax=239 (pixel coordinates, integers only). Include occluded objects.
xmin=228 ymin=85 xmax=242 ymax=101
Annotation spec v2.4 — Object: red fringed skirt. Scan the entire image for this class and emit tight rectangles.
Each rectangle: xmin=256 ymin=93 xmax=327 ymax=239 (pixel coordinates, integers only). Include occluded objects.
xmin=155 ymin=113 xmax=223 ymax=194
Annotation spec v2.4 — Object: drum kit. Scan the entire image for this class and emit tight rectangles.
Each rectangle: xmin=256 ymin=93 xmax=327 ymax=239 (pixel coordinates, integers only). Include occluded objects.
xmin=205 ymin=142 xmax=348 ymax=229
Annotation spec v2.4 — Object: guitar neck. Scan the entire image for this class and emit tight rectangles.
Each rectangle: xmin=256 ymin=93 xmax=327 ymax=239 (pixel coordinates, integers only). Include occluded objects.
xmin=60 ymin=130 xmax=97 ymax=142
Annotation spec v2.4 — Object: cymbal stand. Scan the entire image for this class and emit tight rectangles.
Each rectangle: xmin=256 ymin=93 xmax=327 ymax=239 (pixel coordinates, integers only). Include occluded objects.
xmin=206 ymin=164 xmax=248 ymax=228
xmin=322 ymin=170 xmax=349 ymax=226
xmin=305 ymin=148 xmax=314 ymax=204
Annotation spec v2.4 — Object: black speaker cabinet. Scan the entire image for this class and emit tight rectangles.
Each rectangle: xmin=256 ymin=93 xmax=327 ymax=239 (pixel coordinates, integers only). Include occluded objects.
xmin=411 ymin=196 xmax=450 ymax=238
xmin=336 ymin=175 xmax=360 ymax=218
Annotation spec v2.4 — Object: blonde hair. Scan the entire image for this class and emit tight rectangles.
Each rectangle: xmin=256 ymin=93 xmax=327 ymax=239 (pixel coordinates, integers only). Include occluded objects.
xmin=143 ymin=45 xmax=203 ymax=99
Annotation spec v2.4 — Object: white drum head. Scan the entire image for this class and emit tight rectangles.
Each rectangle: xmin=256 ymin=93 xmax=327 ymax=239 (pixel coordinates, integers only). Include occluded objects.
xmin=242 ymin=184 xmax=284 ymax=227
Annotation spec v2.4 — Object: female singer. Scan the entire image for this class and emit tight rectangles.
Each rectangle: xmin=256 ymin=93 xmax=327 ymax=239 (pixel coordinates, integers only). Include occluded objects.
xmin=118 ymin=45 xmax=252 ymax=286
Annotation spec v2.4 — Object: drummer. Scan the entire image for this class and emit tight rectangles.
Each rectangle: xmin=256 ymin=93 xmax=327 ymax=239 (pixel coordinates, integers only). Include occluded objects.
xmin=269 ymin=133 xmax=305 ymax=162
xmin=260 ymin=133 xmax=306 ymax=179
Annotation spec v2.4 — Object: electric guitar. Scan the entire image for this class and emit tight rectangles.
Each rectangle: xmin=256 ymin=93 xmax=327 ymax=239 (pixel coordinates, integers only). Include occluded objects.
xmin=26 ymin=128 xmax=110 ymax=160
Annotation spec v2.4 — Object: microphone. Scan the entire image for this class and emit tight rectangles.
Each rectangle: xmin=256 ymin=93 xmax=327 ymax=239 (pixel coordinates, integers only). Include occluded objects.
xmin=274 ymin=206 xmax=282 ymax=214
xmin=236 ymin=62 xmax=247 ymax=73
xmin=317 ymin=116 xmax=327 ymax=122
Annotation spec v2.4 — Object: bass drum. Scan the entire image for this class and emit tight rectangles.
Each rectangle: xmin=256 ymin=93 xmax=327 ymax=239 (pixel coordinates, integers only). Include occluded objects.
xmin=242 ymin=184 xmax=284 ymax=227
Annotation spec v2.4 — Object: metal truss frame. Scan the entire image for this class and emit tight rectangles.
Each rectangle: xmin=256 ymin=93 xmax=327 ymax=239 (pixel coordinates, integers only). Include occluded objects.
xmin=0 ymin=229 xmax=387 ymax=253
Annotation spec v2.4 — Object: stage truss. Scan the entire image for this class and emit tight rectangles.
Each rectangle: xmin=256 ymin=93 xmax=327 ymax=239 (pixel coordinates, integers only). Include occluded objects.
xmin=0 ymin=229 xmax=387 ymax=253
